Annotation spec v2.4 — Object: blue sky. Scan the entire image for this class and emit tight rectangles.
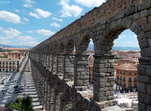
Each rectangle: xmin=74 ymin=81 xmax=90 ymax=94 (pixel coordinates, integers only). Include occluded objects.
xmin=0 ymin=0 xmax=139 ymax=48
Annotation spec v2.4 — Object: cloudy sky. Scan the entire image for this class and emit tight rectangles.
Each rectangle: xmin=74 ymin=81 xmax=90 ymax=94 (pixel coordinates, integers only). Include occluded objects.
xmin=0 ymin=0 xmax=139 ymax=48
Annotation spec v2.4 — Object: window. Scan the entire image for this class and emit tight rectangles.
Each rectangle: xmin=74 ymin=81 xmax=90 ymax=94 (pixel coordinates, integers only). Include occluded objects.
xmin=129 ymin=72 xmax=131 ymax=75
xmin=120 ymin=76 xmax=122 ymax=80
xmin=134 ymin=78 xmax=137 ymax=82
xmin=128 ymin=78 xmax=132 ymax=82
xmin=123 ymin=77 xmax=125 ymax=81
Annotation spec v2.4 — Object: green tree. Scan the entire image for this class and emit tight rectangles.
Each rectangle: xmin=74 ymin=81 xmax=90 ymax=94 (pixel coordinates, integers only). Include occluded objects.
xmin=5 ymin=96 xmax=33 ymax=111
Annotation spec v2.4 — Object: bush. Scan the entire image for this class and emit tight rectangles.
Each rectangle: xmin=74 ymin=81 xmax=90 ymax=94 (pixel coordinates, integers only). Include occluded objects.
xmin=5 ymin=96 xmax=33 ymax=111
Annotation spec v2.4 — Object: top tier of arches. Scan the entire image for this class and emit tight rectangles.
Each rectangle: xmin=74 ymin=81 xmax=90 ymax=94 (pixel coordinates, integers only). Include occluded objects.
xmin=31 ymin=0 xmax=150 ymax=58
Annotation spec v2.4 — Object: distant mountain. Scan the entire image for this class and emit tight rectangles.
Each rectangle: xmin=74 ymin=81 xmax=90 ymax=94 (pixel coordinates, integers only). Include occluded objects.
xmin=0 ymin=44 xmax=33 ymax=49
xmin=88 ymin=44 xmax=140 ymax=51
xmin=0 ymin=44 xmax=12 ymax=48
xmin=0 ymin=43 xmax=140 ymax=51
xmin=112 ymin=46 xmax=140 ymax=51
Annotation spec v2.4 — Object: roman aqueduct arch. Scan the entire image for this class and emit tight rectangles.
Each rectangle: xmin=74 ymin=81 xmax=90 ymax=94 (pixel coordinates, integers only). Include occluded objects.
xmin=30 ymin=0 xmax=151 ymax=110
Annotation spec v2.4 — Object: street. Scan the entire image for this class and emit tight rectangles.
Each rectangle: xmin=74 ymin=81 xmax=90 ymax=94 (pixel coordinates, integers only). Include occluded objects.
xmin=0 ymin=56 xmax=40 ymax=107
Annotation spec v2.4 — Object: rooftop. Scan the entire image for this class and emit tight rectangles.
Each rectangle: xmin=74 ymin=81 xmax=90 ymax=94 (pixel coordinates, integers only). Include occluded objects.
xmin=116 ymin=63 xmax=137 ymax=71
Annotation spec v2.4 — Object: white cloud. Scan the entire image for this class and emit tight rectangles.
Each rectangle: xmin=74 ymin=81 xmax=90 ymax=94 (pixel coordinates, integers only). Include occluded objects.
xmin=0 ymin=10 xmax=21 ymax=23
xmin=74 ymin=0 xmax=105 ymax=7
xmin=23 ymin=0 xmax=35 ymax=8
xmin=59 ymin=0 xmax=83 ymax=17
xmin=3 ymin=28 xmax=21 ymax=38
xmin=0 ymin=27 xmax=38 ymax=46
xmin=19 ymin=41 xmax=39 ymax=46
xmin=24 ymin=0 xmax=34 ymax=4
xmin=29 ymin=8 xmax=52 ymax=19
xmin=119 ymin=35 xmax=126 ymax=39
xmin=23 ymin=18 xmax=29 ymax=22
xmin=50 ymin=23 xmax=61 ymax=28
xmin=35 ymin=29 xmax=55 ymax=36
xmin=0 ymin=36 xmax=12 ymax=45
xmin=19 ymin=36 xmax=35 ymax=41
xmin=23 ymin=4 xmax=32 ymax=8
xmin=0 ymin=27 xmax=3 ymax=31
xmin=52 ymin=17 xmax=63 ymax=22
xmin=27 ymin=30 xmax=33 ymax=33
xmin=14 ymin=9 xmax=20 ymax=13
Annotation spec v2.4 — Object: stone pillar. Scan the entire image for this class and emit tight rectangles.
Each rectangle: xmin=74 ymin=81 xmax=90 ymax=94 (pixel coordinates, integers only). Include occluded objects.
xmin=52 ymin=54 xmax=57 ymax=74
xmin=138 ymin=57 xmax=151 ymax=111
xmin=47 ymin=85 xmax=51 ymax=111
xmin=93 ymin=55 xmax=115 ymax=108
xmin=45 ymin=54 xmax=49 ymax=69
xmin=49 ymin=89 xmax=55 ymax=111
xmin=48 ymin=54 xmax=52 ymax=72
xmin=56 ymin=54 xmax=64 ymax=79
xmin=74 ymin=54 xmax=89 ymax=91
xmin=43 ymin=54 xmax=47 ymax=67
xmin=44 ymin=81 xmax=48 ymax=110
xmin=63 ymin=54 xmax=74 ymax=81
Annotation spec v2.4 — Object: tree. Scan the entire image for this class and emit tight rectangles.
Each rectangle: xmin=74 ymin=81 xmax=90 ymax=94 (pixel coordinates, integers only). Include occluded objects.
xmin=5 ymin=96 xmax=33 ymax=111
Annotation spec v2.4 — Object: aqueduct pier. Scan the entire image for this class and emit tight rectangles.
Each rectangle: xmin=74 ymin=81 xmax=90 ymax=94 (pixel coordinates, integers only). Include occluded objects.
xmin=30 ymin=0 xmax=151 ymax=110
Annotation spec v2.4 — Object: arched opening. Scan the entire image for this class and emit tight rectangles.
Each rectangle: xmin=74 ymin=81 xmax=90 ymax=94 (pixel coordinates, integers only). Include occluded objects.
xmin=111 ymin=29 xmax=140 ymax=110
xmin=66 ymin=39 xmax=74 ymax=54
xmin=97 ymin=28 xmax=141 ymax=110
xmin=74 ymin=33 xmax=94 ymax=99
xmin=60 ymin=43 xmax=65 ymax=54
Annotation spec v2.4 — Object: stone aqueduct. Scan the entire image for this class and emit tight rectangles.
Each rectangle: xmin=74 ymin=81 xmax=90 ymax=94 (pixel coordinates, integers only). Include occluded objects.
xmin=30 ymin=0 xmax=151 ymax=110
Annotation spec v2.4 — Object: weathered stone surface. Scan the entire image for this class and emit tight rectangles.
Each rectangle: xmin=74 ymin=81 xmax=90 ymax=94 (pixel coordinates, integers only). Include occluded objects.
xmin=139 ymin=38 xmax=149 ymax=49
xmin=122 ymin=18 xmax=132 ymax=28
xmin=138 ymin=82 xmax=146 ymax=93
xmin=149 ymin=8 xmax=151 ymax=15
xmin=133 ymin=12 xmax=140 ymax=20
xmin=138 ymin=102 xmax=147 ymax=111
xmin=147 ymin=105 xmax=151 ymax=111
xmin=140 ymin=10 xmax=149 ymax=18
xmin=141 ymin=47 xmax=151 ymax=57
xmin=126 ymin=6 xmax=135 ymax=16
xmin=147 ymin=84 xmax=151 ymax=96
xmin=138 ymin=75 xmax=150 ymax=83
xmin=148 ymin=39 xmax=151 ymax=47
xmin=130 ymin=22 xmax=141 ymax=34
xmin=138 ymin=1 xmax=150 ymax=11
xmin=146 ymin=31 xmax=151 ymax=39
xmin=148 ymin=16 xmax=151 ymax=23
xmin=142 ymin=23 xmax=151 ymax=32
xmin=136 ymin=17 xmax=148 ymax=26
xmin=137 ymin=32 xmax=145 ymax=41
xmin=138 ymin=92 xmax=150 ymax=104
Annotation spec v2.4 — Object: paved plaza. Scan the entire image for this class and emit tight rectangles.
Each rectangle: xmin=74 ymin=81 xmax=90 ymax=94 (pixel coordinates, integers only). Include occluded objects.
xmin=0 ymin=56 xmax=40 ymax=108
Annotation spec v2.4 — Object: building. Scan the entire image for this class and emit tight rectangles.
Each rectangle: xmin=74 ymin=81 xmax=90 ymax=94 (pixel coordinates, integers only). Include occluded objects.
xmin=112 ymin=50 xmax=140 ymax=59
xmin=0 ymin=50 xmax=25 ymax=72
xmin=0 ymin=58 xmax=20 ymax=72
xmin=115 ymin=63 xmax=138 ymax=92
xmin=4 ymin=51 xmax=23 ymax=60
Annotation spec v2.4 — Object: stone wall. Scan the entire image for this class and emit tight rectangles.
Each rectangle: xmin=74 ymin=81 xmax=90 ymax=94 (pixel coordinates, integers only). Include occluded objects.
xmin=30 ymin=57 xmax=101 ymax=111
